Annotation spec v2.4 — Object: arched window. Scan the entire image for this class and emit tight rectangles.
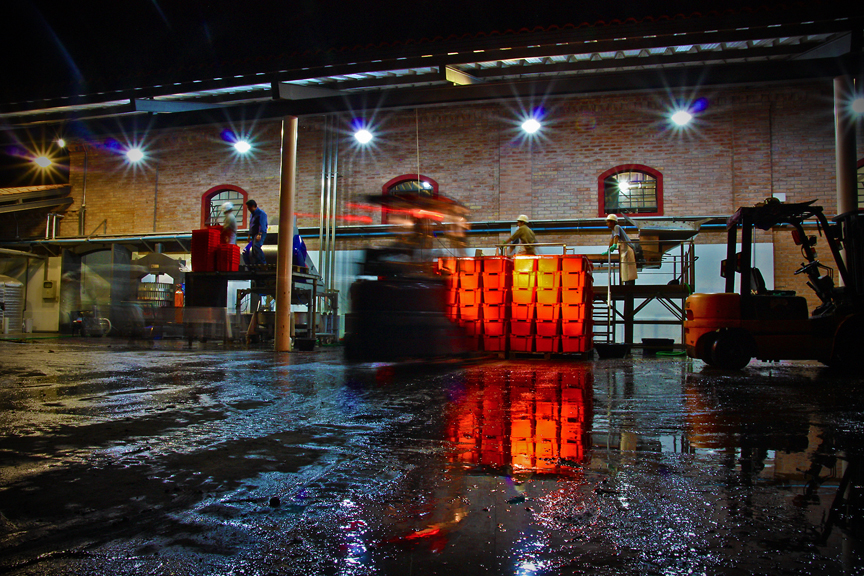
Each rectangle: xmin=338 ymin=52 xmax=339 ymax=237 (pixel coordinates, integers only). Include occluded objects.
xmin=381 ymin=174 xmax=439 ymax=223
xmin=201 ymin=185 xmax=248 ymax=227
xmin=598 ymin=164 xmax=663 ymax=217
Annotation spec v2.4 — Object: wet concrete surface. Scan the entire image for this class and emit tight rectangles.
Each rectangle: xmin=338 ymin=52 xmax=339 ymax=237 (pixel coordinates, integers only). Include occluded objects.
xmin=0 ymin=338 xmax=862 ymax=575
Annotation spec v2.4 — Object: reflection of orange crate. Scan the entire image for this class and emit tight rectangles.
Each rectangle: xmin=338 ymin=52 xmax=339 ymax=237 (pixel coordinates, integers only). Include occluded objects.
xmin=483 ymin=289 xmax=511 ymax=305
xmin=561 ymin=440 xmax=584 ymax=461
xmin=536 ymin=438 xmax=558 ymax=458
xmin=561 ymin=372 xmax=588 ymax=389
xmin=535 ymin=402 xmax=556 ymax=421
xmin=483 ymin=320 xmax=507 ymax=336
xmin=535 ymin=335 xmax=560 ymax=353
xmin=511 ymin=420 xmax=532 ymax=438
xmin=510 ymin=335 xmax=534 ymax=352
xmin=480 ymin=450 xmax=505 ymax=467
xmin=562 ymin=403 xmax=584 ymax=423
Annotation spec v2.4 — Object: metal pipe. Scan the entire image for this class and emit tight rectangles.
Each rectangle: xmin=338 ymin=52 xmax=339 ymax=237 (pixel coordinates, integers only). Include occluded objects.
xmin=834 ymin=76 xmax=858 ymax=215
xmin=79 ymin=146 xmax=88 ymax=236
xmin=328 ymin=125 xmax=339 ymax=292
xmin=323 ymin=118 xmax=333 ymax=290
xmin=275 ymin=116 xmax=299 ymax=352
xmin=318 ymin=116 xmax=328 ymax=285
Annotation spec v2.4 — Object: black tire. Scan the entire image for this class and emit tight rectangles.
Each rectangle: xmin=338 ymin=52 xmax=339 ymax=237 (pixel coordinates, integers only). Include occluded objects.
xmin=827 ymin=315 xmax=864 ymax=370
xmin=710 ymin=329 xmax=752 ymax=370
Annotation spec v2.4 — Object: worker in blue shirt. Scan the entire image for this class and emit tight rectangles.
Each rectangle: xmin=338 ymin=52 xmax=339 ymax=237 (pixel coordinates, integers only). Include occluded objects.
xmin=243 ymin=199 xmax=268 ymax=267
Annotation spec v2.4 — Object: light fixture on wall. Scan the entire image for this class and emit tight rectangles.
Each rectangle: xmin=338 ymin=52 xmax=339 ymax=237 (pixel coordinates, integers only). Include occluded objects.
xmin=234 ymin=140 xmax=251 ymax=153
xmin=125 ymin=147 xmax=145 ymax=163
xmin=670 ymin=110 xmax=692 ymax=126
xmin=354 ymin=129 xmax=373 ymax=144
xmin=521 ymin=118 xmax=542 ymax=134
xmin=33 ymin=155 xmax=52 ymax=168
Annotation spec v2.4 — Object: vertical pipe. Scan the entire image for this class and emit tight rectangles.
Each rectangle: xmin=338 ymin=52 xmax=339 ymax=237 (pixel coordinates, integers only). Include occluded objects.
xmin=328 ymin=127 xmax=339 ymax=292
xmin=323 ymin=119 xmax=333 ymax=289
xmin=275 ymin=117 xmax=299 ymax=352
xmin=152 ymin=163 xmax=159 ymax=233
xmin=318 ymin=117 xmax=328 ymax=281
xmin=835 ymin=76 xmax=858 ymax=215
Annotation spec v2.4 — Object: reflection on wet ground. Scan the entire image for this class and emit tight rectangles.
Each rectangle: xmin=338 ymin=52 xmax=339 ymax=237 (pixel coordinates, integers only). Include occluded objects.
xmin=0 ymin=339 xmax=862 ymax=575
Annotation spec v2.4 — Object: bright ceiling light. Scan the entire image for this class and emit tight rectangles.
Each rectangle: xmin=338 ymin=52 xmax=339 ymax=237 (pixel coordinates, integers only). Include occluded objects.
xmin=125 ymin=147 xmax=145 ymax=163
xmin=354 ymin=129 xmax=373 ymax=144
xmin=56 ymin=138 xmax=66 ymax=148
xmin=33 ymin=155 xmax=52 ymax=168
xmin=521 ymin=118 xmax=542 ymax=134
xmin=234 ymin=140 xmax=251 ymax=153
xmin=852 ymin=96 xmax=864 ymax=116
xmin=671 ymin=110 xmax=692 ymax=126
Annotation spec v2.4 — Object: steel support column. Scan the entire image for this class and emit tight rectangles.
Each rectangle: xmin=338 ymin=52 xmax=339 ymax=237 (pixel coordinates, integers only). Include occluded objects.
xmin=275 ymin=116 xmax=299 ymax=352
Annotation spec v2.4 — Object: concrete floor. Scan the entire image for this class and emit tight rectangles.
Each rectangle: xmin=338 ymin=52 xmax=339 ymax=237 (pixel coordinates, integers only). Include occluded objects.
xmin=0 ymin=337 xmax=862 ymax=575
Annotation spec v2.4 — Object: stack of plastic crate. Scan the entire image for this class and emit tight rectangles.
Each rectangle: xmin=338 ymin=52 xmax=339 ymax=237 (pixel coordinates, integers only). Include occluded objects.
xmin=191 ymin=226 xmax=221 ymax=272
xmin=510 ymin=256 xmax=537 ymax=352
xmin=438 ymin=257 xmax=459 ymax=322
xmin=456 ymin=257 xmax=482 ymax=347
xmin=480 ymin=256 xmax=512 ymax=352
xmin=215 ymin=244 xmax=241 ymax=271
xmin=560 ymin=255 xmax=594 ymax=353
xmin=534 ymin=255 xmax=563 ymax=353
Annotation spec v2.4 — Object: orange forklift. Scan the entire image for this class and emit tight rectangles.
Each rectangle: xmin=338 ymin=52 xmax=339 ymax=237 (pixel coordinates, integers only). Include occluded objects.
xmin=685 ymin=200 xmax=864 ymax=369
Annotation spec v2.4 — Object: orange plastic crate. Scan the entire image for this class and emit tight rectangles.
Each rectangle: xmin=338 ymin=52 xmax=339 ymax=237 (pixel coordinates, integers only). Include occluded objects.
xmin=438 ymin=257 xmax=458 ymax=274
xmin=511 ymin=304 xmax=535 ymax=320
xmin=483 ymin=289 xmax=511 ymax=305
xmin=482 ymin=256 xmax=513 ymax=274
xmin=483 ymin=335 xmax=507 ymax=352
xmin=561 ymin=272 xmax=588 ymax=289
xmin=482 ymin=272 xmax=509 ymax=290
xmin=459 ymin=289 xmax=481 ymax=306
xmin=460 ymin=319 xmax=482 ymax=336
xmin=509 ymin=335 xmax=534 ymax=352
xmin=561 ymin=303 xmax=589 ymax=322
xmin=562 ymin=321 xmax=588 ymax=337
xmin=536 ymin=272 xmax=561 ymax=290
xmin=536 ymin=304 xmax=561 ymax=321
xmin=456 ymin=257 xmax=479 ymax=273
xmin=536 ymin=288 xmax=560 ymax=305
xmin=535 ymin=335 xmax=561 ymax=353
xmin=512 ymin=288 xmax=535 ymax=305
xmin=459 ymin=273 xmax=480 ymax=290
xmin=561 ymin=287 xmax=588 ymax=304
xmin=482 ymin=304 xmax=509 ymax=321
xmin=561 ymin=255 xmax=591 ymax=273
xmin=460 ymin=304 xmax=481 ymax=321
xmin=445 ymin=305 xmax=459 ymax=320
xmin=562 ymin=335 xmax=590 ymax=353
xmin=535 ymin=320 xmax=560 ymax=337
xmin=483 ymin=320 xmax=507 ymax=337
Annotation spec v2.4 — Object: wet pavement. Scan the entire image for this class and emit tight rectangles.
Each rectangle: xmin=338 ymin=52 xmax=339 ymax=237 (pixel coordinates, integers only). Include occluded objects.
xmin=0 ymin=338 xmax=862 ymax=575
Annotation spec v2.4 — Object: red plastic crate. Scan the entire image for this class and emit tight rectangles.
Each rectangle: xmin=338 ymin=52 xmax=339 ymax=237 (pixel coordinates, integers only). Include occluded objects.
xmin=511 ymin=304 xmax=535 ymax=320
xmin=446 ymin=290 xmax=459 ymax=305
xmin=483 ymin=335 xmax=507 ymax=352
xmin=460 ymin=319 xmax=482 ymax=336
xmin=509 ymin=335 xmax=534 ymax=352
xmin=510 ymin=319 xmax=534 ymax=336
xmin=191 ymin=227 xmax=221 ymax=272
xmin=459 ymin=289 xmax=481 ymax=306
xmin=562 ymin=335 xmax=590 ymax=353
xmin=482 ymin=304 xmax=509 ymax=321
xmin=215 ymin=243 xmax=241 ymax=271
xmin=535 ymin=320 xmax=560 ymax=337
xmin=562 ymin=321 xmax=588 ymax=337
xmin=438 ymin=257 xmax=457 ymax=274
xmin=482 ymin=256 xmax=513 ymax=274
xmin=512 ymin=288 xmax=535 ymax=305
xmin=536 ymin=304 xmax=561 ymax=321
xmin=561 ymin=303 xmax=589 ymax=322
xmin=483 ymin=320 xmax=507 ymax=337
xmin=483 ymin=289 xmax=511 ymax=305
xmin=561 ymin=287 xmax=589 ymax=304
xmin=535 ymin=335 xmax=561 ymax=353
xmin=536 ymin=288 xmax=560 ymax=305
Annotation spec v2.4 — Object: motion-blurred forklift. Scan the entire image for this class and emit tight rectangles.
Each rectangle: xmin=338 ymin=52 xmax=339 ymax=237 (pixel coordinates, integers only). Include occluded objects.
xmin=685 ymin=200 xmax=864 ymax=369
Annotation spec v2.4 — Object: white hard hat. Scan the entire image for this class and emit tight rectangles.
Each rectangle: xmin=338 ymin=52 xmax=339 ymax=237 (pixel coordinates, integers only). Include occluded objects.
xmin=605 ymin=214 xmax=618 ymax=222
xmin=222 ymin=202 xmax=234 ymax=213
xmin=517 ymin=214 xmax=529 ymax=223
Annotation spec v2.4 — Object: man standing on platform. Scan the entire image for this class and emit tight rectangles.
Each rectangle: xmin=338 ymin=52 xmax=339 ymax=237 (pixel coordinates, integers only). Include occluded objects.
xmin=244 ymin=199 xmax=268 ymax=267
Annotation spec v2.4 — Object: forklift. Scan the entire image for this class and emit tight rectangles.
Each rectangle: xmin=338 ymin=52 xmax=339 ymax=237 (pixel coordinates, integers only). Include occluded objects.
xmin=685 ymin=199 xmax=864 ymax=369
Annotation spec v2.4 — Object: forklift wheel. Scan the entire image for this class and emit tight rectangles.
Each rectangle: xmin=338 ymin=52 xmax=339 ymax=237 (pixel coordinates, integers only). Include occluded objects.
xmin=710 ymin=329 xmax=752 ymax=370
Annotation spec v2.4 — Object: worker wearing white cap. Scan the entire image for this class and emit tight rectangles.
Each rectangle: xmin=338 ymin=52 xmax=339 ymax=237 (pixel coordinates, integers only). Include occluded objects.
xmin=505 ymin=214 xmax=537 ymax=255
xmin=603 ymin=214 xmax=637 ymax=284
xmin=221 ymin=201 xmax=237 ymax=245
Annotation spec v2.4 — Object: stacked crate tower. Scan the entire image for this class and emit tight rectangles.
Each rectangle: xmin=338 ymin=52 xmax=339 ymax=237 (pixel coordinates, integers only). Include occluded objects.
xmin=456 ymin=257 xmax=482 ymax=350
xmin=560 ymin=255 xmax=593 ymax=353
xmin=480 ymin=256 xmax=512 ymax=352
xmin=510 ymin=256 xmax=538 ymax=352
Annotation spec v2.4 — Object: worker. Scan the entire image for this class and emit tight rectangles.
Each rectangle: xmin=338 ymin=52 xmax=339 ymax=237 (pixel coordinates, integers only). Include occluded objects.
xmin=603 ymin=214 xmax=637 ymax=285
xmin=243 ymin=199 xmax=268 ymax=267
xmin=505 ymin=214 xmax=537 ymax=255
xmin=221 ymin=202 xmax=237 ymax=244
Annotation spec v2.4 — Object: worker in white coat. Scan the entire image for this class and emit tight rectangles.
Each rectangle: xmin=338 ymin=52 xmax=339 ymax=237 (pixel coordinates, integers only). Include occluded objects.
xmin=603 ymin=214 xmax=637 ymax=285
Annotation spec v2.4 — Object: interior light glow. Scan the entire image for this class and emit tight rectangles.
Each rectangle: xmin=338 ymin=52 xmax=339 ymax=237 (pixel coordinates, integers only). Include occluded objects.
xmin=234 ymin=140 xmax=251 ymax=153
xmin=671 ymin=110 xmax=692 ymax=126
xmin=34 ymin=156 xmax=52 ymax=168
xmin=56 ymin=138 xmax=66 ymax=148
xmin=618 ymin=180 xmax=630 ymax=192
xmin=125 ymin=147 xmax=144 ymax=163
xmin=354 ymin=129 xmax=373 ymax=144
xmin=521 ymin=118 xmax=542 ymax=134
